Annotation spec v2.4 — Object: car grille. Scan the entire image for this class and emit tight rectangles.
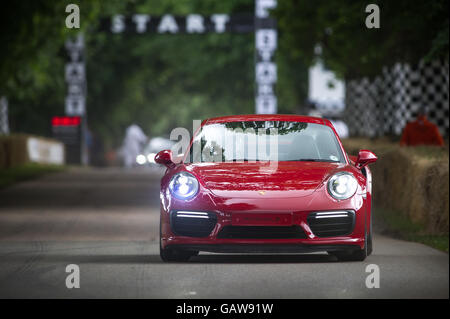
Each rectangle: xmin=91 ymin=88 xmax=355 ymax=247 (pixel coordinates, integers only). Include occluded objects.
xmin=307 ymin=211 xmax=355 ymax=237
xmin=217 ymin=225 xmax=307 ymax=239
xmin=170 ymin=211 xmax=217 ymax=237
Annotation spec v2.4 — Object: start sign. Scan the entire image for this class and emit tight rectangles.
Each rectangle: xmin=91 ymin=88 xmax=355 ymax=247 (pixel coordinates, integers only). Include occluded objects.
xmin=100 ymin=0 xmax=278 ymax=114
xmin=105 ymin=14 xmax=247 ymax=34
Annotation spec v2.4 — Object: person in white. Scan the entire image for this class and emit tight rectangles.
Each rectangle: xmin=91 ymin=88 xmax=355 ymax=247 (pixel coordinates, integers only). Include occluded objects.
xmin=121 ymin=124 xmax=148 ymax=168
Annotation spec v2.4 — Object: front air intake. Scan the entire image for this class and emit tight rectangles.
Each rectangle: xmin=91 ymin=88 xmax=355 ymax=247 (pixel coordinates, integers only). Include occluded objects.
xmin=170 ymin=211 xmax=217 ymax=237
xmin=217 ymin=225 xmax=307 ymax=239
xmin=307 ymin=211 xmax=355 ymax=237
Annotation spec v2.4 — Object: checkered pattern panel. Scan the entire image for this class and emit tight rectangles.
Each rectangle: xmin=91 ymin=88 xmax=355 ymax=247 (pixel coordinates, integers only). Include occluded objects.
xmin=344 ymin=59 xmax=449 ymax=137
xmin=344 ymin=76 xmax=382 ymax=138
xmin=418 ymin=60 xmax=449 ymax=137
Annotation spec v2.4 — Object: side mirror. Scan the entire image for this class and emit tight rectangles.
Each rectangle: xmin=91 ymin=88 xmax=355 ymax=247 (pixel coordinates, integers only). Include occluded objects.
xmin=356 ymin=150 xmax=377 ymax=169
xmin=154 ymin=150 xmax=174 ymax=168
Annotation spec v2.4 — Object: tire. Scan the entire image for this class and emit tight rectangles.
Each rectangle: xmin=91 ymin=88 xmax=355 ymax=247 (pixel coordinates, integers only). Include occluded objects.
xmin=367 ymin=218 xmax=373 ymax=256
xmin=160 ymin=246 xmax=197 ymax=262
xmin=159 ymin=219 xmax=198 ymax=262
xmin=330 ymin=203 xmax=373 ymax=261
xmin=329 ymin=232 xmax=368 ymax=262
xmin=367 ymin=202 xmax=373 ymax=256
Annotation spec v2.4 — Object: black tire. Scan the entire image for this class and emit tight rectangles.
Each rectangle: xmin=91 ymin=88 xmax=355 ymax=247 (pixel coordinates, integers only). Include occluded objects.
xmin=330 ymin=203 xmax=373 ymax=261
xmin=329 ymin=233 xmax=368 ymax=262
xmin=367 ymin=201 xmax=373 ymax=256
xmin=159 ymin=219 xmax=198 ymax=262
xmin=367 ymin=217 xmax=373 ymax=256
xmin=160 ymin=246 xmax=197 ymax=262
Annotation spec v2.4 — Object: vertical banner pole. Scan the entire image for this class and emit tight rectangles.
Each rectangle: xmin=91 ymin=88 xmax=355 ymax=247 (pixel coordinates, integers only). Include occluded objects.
xmin=64 ymin=33 xmax=87 ymax=165
xmin=0 ymin=96 xmax=9 ymax=135
xmin=255 ymin=0 xmax=277 ymax=114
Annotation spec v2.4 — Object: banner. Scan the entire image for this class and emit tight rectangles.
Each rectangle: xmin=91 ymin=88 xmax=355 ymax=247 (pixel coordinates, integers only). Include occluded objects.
xmin=102 ymin=14 xmax=254 ymax=34
xmin=255 ymin=0 xmax=277 ymax=114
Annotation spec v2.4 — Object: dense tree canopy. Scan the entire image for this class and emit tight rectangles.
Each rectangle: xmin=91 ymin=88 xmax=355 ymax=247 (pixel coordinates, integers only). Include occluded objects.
xmin=275 ymin=0 xmax=449 ymax=79
xmin=1 ymin=0 xmax=308 ymax=149
xmin=0 ymin=0 xmax=120 ymax=139
xmin=1 ymin=0 xmax=447 ymax=150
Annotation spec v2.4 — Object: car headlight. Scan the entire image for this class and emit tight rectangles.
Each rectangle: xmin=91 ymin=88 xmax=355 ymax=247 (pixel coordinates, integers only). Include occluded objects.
xmin=327 ymin=172 xmax=358 ymax=200
xmin=169 ymin=172 xmax=199 ymax=200
xmin=147 ymin=153 xmax=156 ymax=163
xmin=136 ymin=154 xmax=146 ymax=165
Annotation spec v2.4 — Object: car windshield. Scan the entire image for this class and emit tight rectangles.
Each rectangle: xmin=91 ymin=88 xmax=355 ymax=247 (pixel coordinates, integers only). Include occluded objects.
xmin=188 ymin=121 xmax=345 ymax=163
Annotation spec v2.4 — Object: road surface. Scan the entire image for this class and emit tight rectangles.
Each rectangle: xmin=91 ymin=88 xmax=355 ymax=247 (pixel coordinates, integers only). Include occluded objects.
xmin=0 ymin=167 xmax=448 ymax=298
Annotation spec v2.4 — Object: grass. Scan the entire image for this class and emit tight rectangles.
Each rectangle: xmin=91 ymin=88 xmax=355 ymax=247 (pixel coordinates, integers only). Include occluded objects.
xmin=374 ymin=207 xmax=449 ymax=253
xmin=0 ymin=163 xmax=66 ymax=189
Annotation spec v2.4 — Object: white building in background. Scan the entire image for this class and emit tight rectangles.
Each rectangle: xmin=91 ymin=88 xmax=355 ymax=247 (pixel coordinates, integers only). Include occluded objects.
xmin=308 ymin=61 xmax=348 ymax=138
xmin=308 ymin=61 xmax=345 ymax=115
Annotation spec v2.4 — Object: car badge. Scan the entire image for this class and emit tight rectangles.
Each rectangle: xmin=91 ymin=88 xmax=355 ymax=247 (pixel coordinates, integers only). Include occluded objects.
xmin=258 ymin=191 xmax=266 ymax=195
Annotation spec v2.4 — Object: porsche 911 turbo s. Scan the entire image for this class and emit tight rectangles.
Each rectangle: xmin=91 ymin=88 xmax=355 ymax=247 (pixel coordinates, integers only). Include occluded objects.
xmin=155 ymin=115 xmax=377 ymax=262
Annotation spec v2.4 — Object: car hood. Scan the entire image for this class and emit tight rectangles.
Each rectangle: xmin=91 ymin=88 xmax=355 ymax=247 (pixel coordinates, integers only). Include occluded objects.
xmin=187 ymin=161 xmax=345 ymax=198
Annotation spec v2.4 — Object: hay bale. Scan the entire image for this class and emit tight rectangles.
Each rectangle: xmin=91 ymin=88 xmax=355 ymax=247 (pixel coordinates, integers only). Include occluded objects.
xmin=0 ymin=134 xmax=64 ymax=169
xmin=6 ymin=134 xmax=30 ymax=167
xmin=342 ymin=138 xmax=449 ymax=235
xmin=422 ymin=160 xmax=449 ymax=234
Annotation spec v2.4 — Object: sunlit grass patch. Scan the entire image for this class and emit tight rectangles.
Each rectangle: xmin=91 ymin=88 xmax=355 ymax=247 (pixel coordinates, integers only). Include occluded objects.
xmin=0 ymin=163 xmax=66 ymax=189
xmin=375 ymin=207 xmax=449 ymax=253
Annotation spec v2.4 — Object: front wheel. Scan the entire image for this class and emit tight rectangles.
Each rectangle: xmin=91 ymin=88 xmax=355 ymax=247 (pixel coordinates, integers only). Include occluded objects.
xmin=367 ymin=222 xmax=373 ymax=256
xmin=332 ymin=248 xmax=367 ymax=262
xmin=367 ymin=206 xmax=373 ymax=256
xmin=160 ymin=246 xmax=197 ymax=262
xmin=159 ymin=220 xmax=198 ymax=262
xmin=328 ymin=233 xmax=368 ymax=262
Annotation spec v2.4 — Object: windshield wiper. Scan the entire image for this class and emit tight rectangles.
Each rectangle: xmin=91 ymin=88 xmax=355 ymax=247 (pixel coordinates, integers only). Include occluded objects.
xmin=230 ymin=159 xmax=260 ymax=162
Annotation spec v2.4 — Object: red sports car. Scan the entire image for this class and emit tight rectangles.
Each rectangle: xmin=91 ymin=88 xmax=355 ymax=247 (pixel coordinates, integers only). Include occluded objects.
xmin=155 ymin=115 xmax=377 ymax=262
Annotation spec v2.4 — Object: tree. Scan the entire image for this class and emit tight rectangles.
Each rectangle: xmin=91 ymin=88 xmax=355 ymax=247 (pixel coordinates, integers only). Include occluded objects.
xmin=0 ymin=0 xmax=121 ymax=135
xmin=275 ymin=0 xmax=449 ymax=79
xmin=1 ymin=0 xmax=309 ymax=150
xmin=85 ymin=0 xmax=307 ymax=148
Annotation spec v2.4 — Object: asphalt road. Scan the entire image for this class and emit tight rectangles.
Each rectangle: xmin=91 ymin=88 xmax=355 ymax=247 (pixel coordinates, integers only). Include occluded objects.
xmin=0 ymin=167 xmax=448 ymax=298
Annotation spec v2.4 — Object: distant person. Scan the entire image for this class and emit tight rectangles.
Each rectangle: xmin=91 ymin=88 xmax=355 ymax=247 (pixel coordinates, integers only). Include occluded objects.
xmin=400 ymin=113 xmax=444 ymax=146
xmin=122 ymin=124 xmax=148 ymax=167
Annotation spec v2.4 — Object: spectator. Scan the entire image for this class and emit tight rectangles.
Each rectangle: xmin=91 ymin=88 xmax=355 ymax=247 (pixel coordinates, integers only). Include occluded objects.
xmin=400 ymin=113 xmax=444 ymax=146
xmin=121 ymin=124 xmax=148 ymax=167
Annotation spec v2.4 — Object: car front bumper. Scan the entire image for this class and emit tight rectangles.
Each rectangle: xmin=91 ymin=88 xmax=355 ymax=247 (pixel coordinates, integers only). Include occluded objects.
xmin=161 ymin=207 xmax=367 ymax=252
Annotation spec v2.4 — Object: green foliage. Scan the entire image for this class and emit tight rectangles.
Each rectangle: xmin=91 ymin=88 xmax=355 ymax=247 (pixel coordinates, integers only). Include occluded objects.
xmin=375 ymin=208 xmax=449 ymax=252
xmin=0 ymin=0 xmax=121 ymax=136
xmin=86 ymin=30 xmax=255 ymax=147
xmin=2 ymin=0 xmax=448 ymax=148
xmin=275 ymin=0 xmax=449 ymax=79
xmin=1 ymin=0 xmax=308 ymax=149
xmin=0 ymin=163 xmax=65 ymax=189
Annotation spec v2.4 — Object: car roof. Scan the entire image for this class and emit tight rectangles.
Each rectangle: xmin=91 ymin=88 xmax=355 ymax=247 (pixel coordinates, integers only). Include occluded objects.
xmin=204 ymin=114 xmax=332 ymax=127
